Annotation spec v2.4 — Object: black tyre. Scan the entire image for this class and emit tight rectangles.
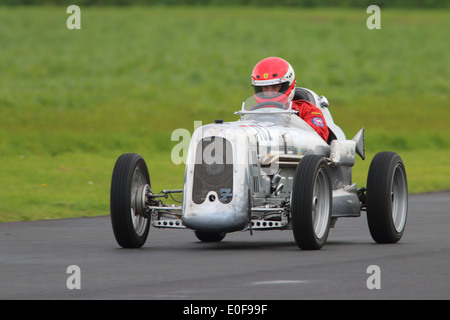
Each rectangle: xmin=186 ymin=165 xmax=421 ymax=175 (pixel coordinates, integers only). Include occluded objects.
xmin=366 ymin=151 xmax=408 ymax=243
xmin=194 ymin=231 xmax=226 ymax=242
xmin=110 ymin=153 xmax=151 ymax=248
xmin=291 ymin=155 xmax=332 ymax=250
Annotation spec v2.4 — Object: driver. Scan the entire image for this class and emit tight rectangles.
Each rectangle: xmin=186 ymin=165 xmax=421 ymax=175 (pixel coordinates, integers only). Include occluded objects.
xmin=251 ymin=57 xmax=329 ymax=141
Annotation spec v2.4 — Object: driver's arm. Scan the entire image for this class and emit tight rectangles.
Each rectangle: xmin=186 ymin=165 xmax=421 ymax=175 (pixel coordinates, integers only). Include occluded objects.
xmin=292 ymin=100 xmax=329 ymax=141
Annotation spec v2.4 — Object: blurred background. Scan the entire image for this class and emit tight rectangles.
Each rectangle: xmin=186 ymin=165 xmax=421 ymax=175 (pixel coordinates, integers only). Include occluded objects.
xmin=0 ymin=0 xmax=448 ymax=221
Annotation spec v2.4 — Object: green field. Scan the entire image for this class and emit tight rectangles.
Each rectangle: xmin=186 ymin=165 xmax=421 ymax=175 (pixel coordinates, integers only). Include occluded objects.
xmin=0 ymin=6 xmax=449 ymax=222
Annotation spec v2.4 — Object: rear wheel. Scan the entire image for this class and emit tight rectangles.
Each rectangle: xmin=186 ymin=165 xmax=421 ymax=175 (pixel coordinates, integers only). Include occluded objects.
xmin=194 ymin=231 xmax=226 ymax=242
xmin=366 ymin=152 xmax=408 ymax=243
xmin=291 ymin=155 xmax=332 ymax=250
xmin=110 ymin=153 xmax=151 ymax=248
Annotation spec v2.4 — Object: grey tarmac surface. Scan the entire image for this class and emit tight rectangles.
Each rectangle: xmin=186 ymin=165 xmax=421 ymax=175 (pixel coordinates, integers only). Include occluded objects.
xmin=0 ymin=191 xmax=449 ymax=300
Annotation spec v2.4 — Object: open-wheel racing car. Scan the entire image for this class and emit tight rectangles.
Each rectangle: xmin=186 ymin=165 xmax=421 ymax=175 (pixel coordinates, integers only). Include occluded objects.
xmin=110 ymin=88 xmax=408 ymax=250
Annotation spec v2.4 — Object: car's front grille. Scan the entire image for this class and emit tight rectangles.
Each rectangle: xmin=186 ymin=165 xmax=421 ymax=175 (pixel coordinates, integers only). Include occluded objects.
xmin=192 ymin=136 xmax=233 ymax=204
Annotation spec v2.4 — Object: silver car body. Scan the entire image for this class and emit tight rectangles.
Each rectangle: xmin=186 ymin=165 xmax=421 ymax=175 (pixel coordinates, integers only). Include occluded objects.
xmin=177 ymin=88 xmax=365 ymax=233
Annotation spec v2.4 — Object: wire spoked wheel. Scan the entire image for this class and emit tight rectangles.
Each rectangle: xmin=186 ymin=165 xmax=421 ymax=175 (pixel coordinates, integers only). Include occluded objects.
xmin=291 ymin=155 xmax=332 ymax=250
xmin=366 ymin=151 xmax=408 ymax=243
xmin=110 ymin=153 xmax=151 ymax=248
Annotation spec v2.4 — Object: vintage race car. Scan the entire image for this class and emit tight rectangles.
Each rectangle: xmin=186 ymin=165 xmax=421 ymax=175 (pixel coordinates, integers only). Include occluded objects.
xmin=110 ymin=88 xmax=408 ymax=250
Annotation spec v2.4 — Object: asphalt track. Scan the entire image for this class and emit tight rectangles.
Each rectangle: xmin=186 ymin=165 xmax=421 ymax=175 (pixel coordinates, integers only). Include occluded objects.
xmin=1 ymin=191 xmax=449 ymax=301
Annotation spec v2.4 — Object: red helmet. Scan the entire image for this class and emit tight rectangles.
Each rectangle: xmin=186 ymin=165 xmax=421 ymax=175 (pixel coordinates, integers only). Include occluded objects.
xmin=251 ymin=57 xmax=296 ymax=105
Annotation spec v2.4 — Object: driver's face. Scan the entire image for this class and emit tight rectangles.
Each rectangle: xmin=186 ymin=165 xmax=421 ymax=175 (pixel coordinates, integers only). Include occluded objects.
xmin=261 ymin=84 xmax=282 ymax=97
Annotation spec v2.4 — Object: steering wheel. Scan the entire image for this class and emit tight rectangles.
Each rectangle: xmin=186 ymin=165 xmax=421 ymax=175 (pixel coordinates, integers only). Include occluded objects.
xmin=251 ymin=101 xmax=286 ymax=110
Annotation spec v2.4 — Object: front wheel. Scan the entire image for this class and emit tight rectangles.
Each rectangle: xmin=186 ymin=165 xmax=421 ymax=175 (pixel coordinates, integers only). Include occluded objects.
xmin=110 ymin=153 xmax=151 ymax=248
xmin=366 ymin=152 xmax=408 ymax=243
xmin=291 ymin=155 xmax=332 ymax=250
